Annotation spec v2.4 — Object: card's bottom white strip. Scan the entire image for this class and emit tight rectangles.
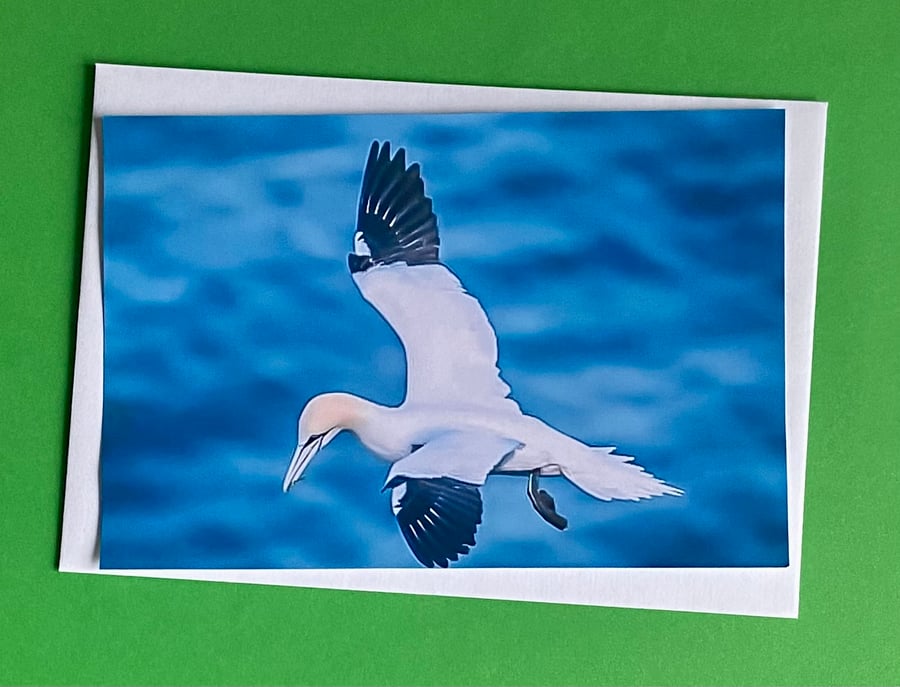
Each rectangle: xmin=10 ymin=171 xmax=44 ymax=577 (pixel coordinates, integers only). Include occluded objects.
xmin=69 ymin=566 xmax=798 ymax=618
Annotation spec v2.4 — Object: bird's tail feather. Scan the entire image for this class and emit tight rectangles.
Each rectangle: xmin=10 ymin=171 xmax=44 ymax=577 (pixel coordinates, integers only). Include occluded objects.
xmin=558 ymin=447 xmax=683 ymax=502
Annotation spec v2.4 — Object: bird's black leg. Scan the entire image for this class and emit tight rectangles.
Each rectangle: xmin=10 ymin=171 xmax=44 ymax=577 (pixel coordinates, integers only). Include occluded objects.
xmin=527 ymin=469 xmax=568 ymax=531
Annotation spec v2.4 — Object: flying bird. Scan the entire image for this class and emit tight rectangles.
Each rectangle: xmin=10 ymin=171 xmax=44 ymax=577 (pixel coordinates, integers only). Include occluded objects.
xmin=283 ymin=141 xmax=681 ymax=567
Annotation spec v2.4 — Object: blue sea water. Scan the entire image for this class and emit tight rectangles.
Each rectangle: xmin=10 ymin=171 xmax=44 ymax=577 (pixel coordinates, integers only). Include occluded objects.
xmin=100 ymin=109 xmax=787 ymax=569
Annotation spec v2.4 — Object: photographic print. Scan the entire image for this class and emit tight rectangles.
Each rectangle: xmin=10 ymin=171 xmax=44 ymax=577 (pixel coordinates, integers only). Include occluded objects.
xmin=100 ymin=109 xmax=787 ymax=569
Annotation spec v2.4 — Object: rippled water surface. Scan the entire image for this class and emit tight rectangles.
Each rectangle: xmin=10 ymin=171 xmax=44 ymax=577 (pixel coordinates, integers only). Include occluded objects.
xmin=100 ymin=110 xmax=787 ymax=568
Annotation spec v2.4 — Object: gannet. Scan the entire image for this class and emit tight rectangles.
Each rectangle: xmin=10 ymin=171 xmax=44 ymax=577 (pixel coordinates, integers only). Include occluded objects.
xmin=283 ymin=141 xmax=681 ymax=567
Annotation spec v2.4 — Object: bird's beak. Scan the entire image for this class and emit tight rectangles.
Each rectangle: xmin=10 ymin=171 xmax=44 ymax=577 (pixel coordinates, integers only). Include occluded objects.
xmin=282 ymin=436 xmax=321 ymax=493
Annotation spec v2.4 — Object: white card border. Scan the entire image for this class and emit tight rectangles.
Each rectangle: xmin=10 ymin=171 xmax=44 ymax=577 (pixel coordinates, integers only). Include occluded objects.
xmin=59 ymin=64 xmax=826 ymax=618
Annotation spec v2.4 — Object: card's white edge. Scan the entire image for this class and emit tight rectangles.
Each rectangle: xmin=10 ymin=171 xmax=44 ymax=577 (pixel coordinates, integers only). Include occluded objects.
xmin=60 ymin=64 xmax=827 ymax=618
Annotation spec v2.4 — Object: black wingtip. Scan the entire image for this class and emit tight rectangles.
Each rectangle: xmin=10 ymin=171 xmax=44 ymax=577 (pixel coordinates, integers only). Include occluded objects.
xmin=352 ymin=141 xmax=440 ymax=272
xmin=348 ymin=252 xmax=373 ymax=274
xmin=393 ymin=477 xmax=482 ymax=568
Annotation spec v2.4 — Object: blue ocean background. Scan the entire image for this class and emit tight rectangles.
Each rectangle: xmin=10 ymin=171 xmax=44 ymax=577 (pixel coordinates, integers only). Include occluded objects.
xmin=100 ymin=109 xmax=787 ymax=569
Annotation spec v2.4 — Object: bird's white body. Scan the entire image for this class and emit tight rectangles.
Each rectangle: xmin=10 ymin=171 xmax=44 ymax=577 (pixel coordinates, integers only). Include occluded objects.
xmin=289 ymin=261 xmax=680 ymax=503
xmin=313 ymin=395 xmax=677 ymax=501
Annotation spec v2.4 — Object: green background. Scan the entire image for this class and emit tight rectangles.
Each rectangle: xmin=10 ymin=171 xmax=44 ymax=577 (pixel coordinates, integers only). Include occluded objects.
xmin=1 ymin=1 xmax=898 ymax=684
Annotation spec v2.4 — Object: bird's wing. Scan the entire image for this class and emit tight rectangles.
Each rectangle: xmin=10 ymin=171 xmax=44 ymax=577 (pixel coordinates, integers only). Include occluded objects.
xmin=385 ymin=431 xmax=521 ymax=486
xmin=354 ymin=263 xmax=516 ymax=408
xmin=348 ymin=140 xmax=439 ymax=273
xmin=384 ymin=432 xmax=520 ymax=568
xmin=350 ymin=141 xmax=515 ymax=409
xmin=390 ymin=478 xmax=482 ymax=568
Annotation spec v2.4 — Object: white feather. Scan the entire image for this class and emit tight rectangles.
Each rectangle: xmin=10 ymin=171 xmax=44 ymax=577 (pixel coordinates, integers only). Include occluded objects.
xmin=559 ymin=447 xmax=683 ymax=501
xmin=385 ymin=431 xmax=520 ymax=487
xmin=353 ymin=263 xmax=517 ymax=410
xmin=353 ymin=231 xmax=371 ymax=256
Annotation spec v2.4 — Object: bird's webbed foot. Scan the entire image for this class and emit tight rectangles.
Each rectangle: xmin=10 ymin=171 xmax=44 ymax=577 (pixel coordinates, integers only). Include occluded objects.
xmin=527 ymin=469 xmax=568 ymax=531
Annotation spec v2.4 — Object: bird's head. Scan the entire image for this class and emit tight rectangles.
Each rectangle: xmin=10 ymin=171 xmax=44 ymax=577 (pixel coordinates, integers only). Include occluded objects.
xmin=282 ymin=393 xmax=360 ymax=493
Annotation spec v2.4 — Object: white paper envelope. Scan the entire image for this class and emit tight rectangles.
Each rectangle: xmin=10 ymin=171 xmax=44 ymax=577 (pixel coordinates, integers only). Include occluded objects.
xmin=60 ymin=64 xmax=826 ymax=617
